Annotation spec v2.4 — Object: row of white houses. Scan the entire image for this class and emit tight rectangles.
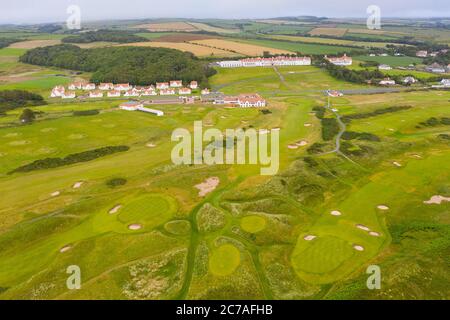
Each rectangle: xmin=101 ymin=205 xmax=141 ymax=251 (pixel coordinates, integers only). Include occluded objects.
xmin=214 ymin=94 xmax=267 ymax=108
xmin=51 ymin=82 xmax=210 ymax=99
xmin=218 ymin=56 xmax=312 ymax=68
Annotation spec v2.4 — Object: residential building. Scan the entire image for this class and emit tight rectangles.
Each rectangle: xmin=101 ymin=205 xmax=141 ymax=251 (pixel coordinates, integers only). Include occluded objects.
xmin=441 ymin=79 xmax=450 ymax=87
xmin=107 ymin=90 xmax=121 ymax=98
xmin=379 ymin=78 xmax=396 ymax=86
xmin=178 ymin=88 xmax=192 ymax=95
xmin=99 ymin=83 xmax=114 ymax=90
xmin=51 ymin=86 xmax=65 ymax=98
xmin=378 ymin=64 xmax=392 ymax=70
xmin=83 ymin=83 xmax=96 ymax=90
xmin=170 ymin=80 xmax=183 ymax=88
xmin=218 ymin=60 xmax=244 ymax=68
xmin=160 ymin=88 xmax=176 ymax=95
xmin=403 ymin=76 xmax=417 ymax=84
xmin=325 ymin=54 xmax=353 ymax=66
xmin=142 ymin=88 xmax=157 ymax=96
xmin=114 ymin=83 xmax=132 ymax=91
xmin=89 ymin=90 xmax=103 ymax=98
xmin=156 ymin=82 xmax=169 ymax=90
xmin=416 ymin=50 xmax=428 ymax=57
xmin=201 ymin=88 xmax=210 ymax=95
xmin=189 ymin=81 xmax=198 ymax=89
xmin=62 ymin=91 xmax=76 ymax=99
xmin=327 ymin=90 xmax=344 ymax=97
xmin=124 ymin=90 xmax=139 ymax=97
xmin=68 ymin=81 xmax=85 ymax=90
xmin=426 ymin=63 xmax=446 ymax=73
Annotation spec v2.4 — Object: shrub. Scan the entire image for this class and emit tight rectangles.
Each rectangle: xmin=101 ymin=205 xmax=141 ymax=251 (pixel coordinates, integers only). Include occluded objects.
xmin=106 ymin=178 xmax=127 ymax=188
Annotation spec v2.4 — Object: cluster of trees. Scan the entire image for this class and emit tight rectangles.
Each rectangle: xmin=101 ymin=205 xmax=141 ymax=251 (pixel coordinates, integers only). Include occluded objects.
xmin=9 ymin=145 xmax=130 ymax=174
xmin=418 ymin=117 xmax=450 ymax=127
xmin=0 ymin=38 xmax=20 ymax=49
xmin=0 ymin=90 xmax=46 ymax=115
xmin=37 ymin=24 xmax=63 ymax=33
xmin=324 ymin=61 xmax=385 ymax=84
xmin=320 ymin=118 xmax=340 ymax=141
xmin=73 ymin=109 xmax=100 ymax=116
xmin=20 ymin=45 xmax=216 ymax=86
xmin=342 ymin=106 xmax=412 ymax=123
xmin=342 ymin=131 xmax=380 ymax=142
xmin=62 ymin=30 xmax=148 ymax=44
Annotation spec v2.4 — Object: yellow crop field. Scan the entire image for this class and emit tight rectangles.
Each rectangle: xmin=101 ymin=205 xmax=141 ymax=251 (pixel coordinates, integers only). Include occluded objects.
xmin=9 ymin=40 xmax=61 ymax=49
xmin=116 ymin=41 xmax=238 ymax=57
xmin=189 ymin=22 xmax=239 ymax=34
xmin=266 ymin=35 xmax=397 ymax=48
xmin=189 ymin=39 xmax=294 ymax=56
xmin=134 ymin=22 xmax=199 ymax=32
xmin=309 ymin=27 xmax=348 ymax=37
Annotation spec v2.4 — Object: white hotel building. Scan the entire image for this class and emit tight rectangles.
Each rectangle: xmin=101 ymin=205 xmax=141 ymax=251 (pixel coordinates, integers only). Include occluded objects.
xmin=219 ymin=56 xmax=311 ymax=68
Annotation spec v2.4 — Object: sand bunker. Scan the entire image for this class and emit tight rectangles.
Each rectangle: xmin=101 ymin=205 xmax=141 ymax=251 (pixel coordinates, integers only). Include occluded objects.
xmin=393 ymin=162 xmax=402 ymax=167
xmin=4 ymin=133 xmax=20 ymax=138
xmin=109 ymin=205 xmax=122 ymax=214
xmin=304 ymin=123 xmax=312 ymax=127
xmin=296 ymin=140 xmax=308 ymax=147
xmin=304 ymin=235 xmax=317 ymax=241
xmin=128 ymin=224 xmax=142 ymax=231
xmin=51 ymin=191 xmax=61 ymax=197
xmin=195 ymin=177 xmax=220 ymax=197
xmin=377 ymin=205 xmax=390 ymax=210
xmin=68 ymin=134 xmax=86 ymax=140
xmin=424 ymin=195 xmax=450 ymax=205
xmin=146 ymin=143 xmax=157 ymax=148
xmin=9 ymin=140 xmax=30 ymax=146
xmin=356 ymin=224 xmax=371 ymax=232
xmin=353 ymin=245 xmax=365 ymax=252
xmin=59 ymin=245 xmax=72 ymax=253
xmin=288 ymin=144 xmax=299 ymax=150
xmin=369 ymin=231 xmax=381 ymax=237
xmin=73 ymin=182 xmax=84 ymax=189
xmin=331 ymin=210 xmax=342 ymax=216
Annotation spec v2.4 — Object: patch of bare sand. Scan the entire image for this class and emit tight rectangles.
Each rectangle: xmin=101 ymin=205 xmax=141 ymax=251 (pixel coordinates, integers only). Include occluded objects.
xmin=60 ymin=245 xmax=72 ymax=253
xmin=353 ymin=245 xmax=365 ymax=251
xmin=377 ymin=205 xmax=390 ymax=210
xmin=195 ymin=177 xmax=220 ymax=197
xmin=128 ymin=224 xmax=142 ymax=231
xmin=73 ymin=182 xmax=84 ymax=189
xmin=304 ymin=235 xmax=317 ymax=241
xmin=109 ymin=205 xmax=122 ymax=214
xmin=424 ymin=195 xmax=450 ymax=205
xmin=51 ymin=191 xmax=61 ymax=197
xmin=331 ymin=210 xmax=342 ymax=216
xmin=356 ymin=224 xmax=371 ymax=232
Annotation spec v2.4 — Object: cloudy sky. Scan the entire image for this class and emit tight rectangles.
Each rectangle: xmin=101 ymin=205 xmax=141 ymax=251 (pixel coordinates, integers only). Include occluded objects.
xmin=0 ymin=0 xmax=449 ymax=24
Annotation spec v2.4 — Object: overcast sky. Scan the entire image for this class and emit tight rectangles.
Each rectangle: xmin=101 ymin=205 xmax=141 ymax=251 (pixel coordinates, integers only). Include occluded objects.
xmin=0 ymin=0 xmax=449 ymax=24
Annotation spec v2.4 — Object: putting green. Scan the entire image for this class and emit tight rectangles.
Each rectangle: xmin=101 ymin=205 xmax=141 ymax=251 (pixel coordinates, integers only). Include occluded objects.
xmin=209 ymin=244 xmax=241 ymax=276
xmin=118 ymin=194 xmax=177 ymax=228
xmin=241 ymin=215 xmax=267 ymax=233
xmin=291 ymin=236 xmax=354 ymax=274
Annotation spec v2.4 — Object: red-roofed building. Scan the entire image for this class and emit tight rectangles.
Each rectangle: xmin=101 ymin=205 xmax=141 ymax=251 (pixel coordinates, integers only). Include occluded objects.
xmin=325 ymin=54 xmax=353 ymax=66
xmin=170 ymin=80 xmax=183 ymax=88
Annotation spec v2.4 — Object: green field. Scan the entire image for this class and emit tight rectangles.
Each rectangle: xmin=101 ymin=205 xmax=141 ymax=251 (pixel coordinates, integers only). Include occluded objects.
xmin=0 ymin=23 xmax=449 ymax=300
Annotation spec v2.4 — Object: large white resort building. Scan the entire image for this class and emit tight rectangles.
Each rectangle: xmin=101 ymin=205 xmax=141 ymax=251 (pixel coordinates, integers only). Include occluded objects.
xmin=218 ymin=56 xmax=311 ymax=68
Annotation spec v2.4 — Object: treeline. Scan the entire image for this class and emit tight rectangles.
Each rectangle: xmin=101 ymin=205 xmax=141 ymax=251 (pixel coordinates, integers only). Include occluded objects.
xmin=324 ymin=61 xmax=385 ymax=84
xmin=20 ymin=45 xmax=216 ymax=86
xmin=9 ymin=145 xmax=129 ymax=174
xmin=0 ymin=38 xmax=20 ymax=49
xmin=62 ymin=30 xmax=148 ymax=44
xmin=342 ymin=131 xmax=380 ymax=142
xmin=0 ymin=90 xmax=46 ymax=114
xmin=342 ymin=106 xmax=412 ymax=123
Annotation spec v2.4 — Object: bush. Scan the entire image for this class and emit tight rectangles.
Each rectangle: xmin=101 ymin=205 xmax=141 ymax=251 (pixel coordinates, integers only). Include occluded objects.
xmin=321 ymin=118 xmax=340 ymax=141
xmin=73 ymin=109 xmax=99 ymax=116
xmin=342 ymin=106 xmax=412 ymax=123
xmin=0 ymin=90 xmax=46 ymax=113
xmin=9 ymin=145 xmax=129 ymax=174
xmin=19 ymin=108 xmax=36 ymax=124
xmin=106 ymin=178 xmax=127 ymax=188
xmin=342 ymin=131 xmax=380 ymax=142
